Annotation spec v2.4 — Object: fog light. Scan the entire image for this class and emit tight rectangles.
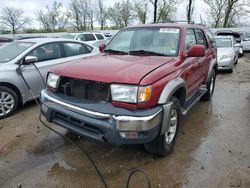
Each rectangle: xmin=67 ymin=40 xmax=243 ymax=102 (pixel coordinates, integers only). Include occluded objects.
xmin=41 ymin=104 xmax=48 ymax=113
xmin=119 ymin=132 xmax=139 ymax=139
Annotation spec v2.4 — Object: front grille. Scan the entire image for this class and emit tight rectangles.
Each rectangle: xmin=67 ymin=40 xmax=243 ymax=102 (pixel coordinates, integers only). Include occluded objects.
xmin=54 ymin=112 xmax=103 ymax=135
xmin=58 ymin=77 xmax=111 ymax=102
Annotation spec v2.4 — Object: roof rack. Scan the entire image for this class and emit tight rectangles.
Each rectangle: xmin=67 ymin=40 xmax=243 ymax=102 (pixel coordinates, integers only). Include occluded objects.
xmin=170 ymin=20 xmax=195 ymax=24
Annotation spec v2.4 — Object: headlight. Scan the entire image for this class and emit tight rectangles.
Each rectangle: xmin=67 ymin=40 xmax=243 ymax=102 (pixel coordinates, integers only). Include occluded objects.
xmin=220 ymin=54 xmax=234 ymax=60
xmin=110 ymin=84 xmax=152 ymax=103
xmin=47 ymin=73 xmax=60 ymax=88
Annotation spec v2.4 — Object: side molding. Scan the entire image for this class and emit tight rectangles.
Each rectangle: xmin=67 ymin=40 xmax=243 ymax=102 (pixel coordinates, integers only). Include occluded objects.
xmin=158 ymin=77 xmax=186 ymax=104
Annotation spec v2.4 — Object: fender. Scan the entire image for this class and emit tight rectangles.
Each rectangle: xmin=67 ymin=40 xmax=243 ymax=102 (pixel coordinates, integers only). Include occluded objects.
xmin=158 ymin=77 xmax=187 ymax=104
xmin=206 ymin=58 xmax=217 ymax=83
xmin=158 ymin=77 xmax=187 ymax=135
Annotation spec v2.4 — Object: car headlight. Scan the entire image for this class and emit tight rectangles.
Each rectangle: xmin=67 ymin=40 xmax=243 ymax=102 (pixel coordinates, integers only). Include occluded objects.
xmin=47 ymin=73 xmax=60 ymax=88
xmin=220 ymin=54 xmax=234 ymax=60
xmin=110 ymin=84 xmax=152 ymax=103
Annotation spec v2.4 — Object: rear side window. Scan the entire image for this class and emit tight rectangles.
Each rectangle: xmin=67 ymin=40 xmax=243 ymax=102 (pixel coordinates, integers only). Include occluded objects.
xmin=63 ymin=42 xmax=92 ymax=57
xmin=95 ymin=34 xmax=104 ymax=40
xmin=83 ymin=34 xmax=96 ymax=41
xmin=185 ymin=29 xmax=196 ymax=51
xmin=195 ymin=29 xmax=208 ymax=48
xmin=28 ymin=43 xmax=61 ymax=62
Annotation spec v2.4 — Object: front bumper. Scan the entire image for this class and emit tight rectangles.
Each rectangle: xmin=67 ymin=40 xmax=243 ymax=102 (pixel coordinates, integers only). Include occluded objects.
xmin=217 ymin=59 xmax=234 ymax=70
xmin=40 ymin=90 xmax=166 ymax=145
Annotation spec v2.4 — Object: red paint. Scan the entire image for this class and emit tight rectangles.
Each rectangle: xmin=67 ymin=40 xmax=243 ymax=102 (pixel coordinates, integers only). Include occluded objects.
xmin=51 ymin=23 xmax=217 ymax=109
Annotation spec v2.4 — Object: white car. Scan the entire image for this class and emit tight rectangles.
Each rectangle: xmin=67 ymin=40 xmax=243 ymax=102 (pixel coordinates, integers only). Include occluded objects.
xmin=60 ymin=32 xmax=106 ymax=47
xmin=242 ymin=36 xmax=250 ymax=51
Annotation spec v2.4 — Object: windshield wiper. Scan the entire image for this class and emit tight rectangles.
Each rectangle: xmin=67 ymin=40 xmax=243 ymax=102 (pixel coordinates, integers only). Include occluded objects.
xmin=129 ymin=50 xmax=166 ymax=56
xmin=104 ymin=49 xmax=128 ymax=54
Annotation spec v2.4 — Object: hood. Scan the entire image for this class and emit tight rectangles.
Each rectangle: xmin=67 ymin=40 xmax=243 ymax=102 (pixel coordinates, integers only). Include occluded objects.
xmin=217 ymin=47 xmax=234 ymax=56
xmin=52 ymin=54 xmax=173 ymax=85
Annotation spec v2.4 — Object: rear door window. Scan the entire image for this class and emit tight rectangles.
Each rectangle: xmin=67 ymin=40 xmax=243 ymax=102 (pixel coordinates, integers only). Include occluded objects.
xmin=95 ymin=34 xmax=105 ymax=40
xmin=63 ymin=42 xmax=93 ymax=57
xmin=83 ymin=34 xmax=96 ymax=41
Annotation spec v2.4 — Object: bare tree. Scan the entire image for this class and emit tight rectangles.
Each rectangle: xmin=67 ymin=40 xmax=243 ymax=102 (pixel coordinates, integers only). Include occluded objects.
xmin=37 ymin=1 xmax=70 ymax=31
xmin=186 ymin=0 xmax=195 ymax=23
xmin=149 ymin=0 xmax=159 ymax=23
xmin=77 ymin=0 xmax=95 ymax=31
xmin=70 ymin=0 xmax=84 ymax=31
xmin=149 ymin=0 xmax=179 ymax=23
xmin=204 ymin=0 xmax=227 ymax=28
xmin=107 ymin=2 xmax=123 ymax=29
xmin=96 ymin=0 xmax=107 ymax=30
xmin=134 ymin=1 xmax=148 ymax=24
xmin=157 ymin=0 xmax=178 ymax=22
xmin=0 ymin=7 xmax=30 ymax=34
xmin=120 ymin=0 xmax=134 ymax=27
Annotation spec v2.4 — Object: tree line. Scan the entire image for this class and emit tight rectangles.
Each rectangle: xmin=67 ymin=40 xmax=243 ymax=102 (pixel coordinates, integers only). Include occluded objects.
xmin=0 ymin=0 xmax=250 ymax=34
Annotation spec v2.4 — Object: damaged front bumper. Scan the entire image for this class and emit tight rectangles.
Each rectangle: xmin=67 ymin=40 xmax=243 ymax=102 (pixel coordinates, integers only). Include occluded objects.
xmin=40 ymin=90 xmax=167 ymax=145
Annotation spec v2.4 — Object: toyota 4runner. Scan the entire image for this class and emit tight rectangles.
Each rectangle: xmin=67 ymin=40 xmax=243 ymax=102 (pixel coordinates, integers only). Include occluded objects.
xmin=40 ymin=23 xmax=217 ymax=156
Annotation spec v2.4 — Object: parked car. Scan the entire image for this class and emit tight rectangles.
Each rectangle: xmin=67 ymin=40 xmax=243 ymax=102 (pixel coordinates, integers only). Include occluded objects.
xmin=60 ymin=32 xmax=106 ymax=47
xmin=0 ymin=37 xmax=13 ymax=46
xmin=0 ymin=38 xmax=99 ymax=119
xmin=242 ymin=36 xmax=250 ymax=51
xmin=215 ymin=36 xmax=239 ymax=73
xmin=215 ymin=30 xmax=243 ymax=56
xmin=40 ymin=23 xmax=217 ymax=156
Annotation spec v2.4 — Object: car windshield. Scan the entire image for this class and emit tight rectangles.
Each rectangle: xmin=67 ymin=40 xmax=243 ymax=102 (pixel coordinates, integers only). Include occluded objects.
xmin=0 ymin=42 xmax=34 ymax=63
xmin=60 ymin=34 xmax=76 ymax=39
xmin=215 ymin=38 xmax=232 ymax=48
xmin=105 ymin=27 xmax=180 ymax=56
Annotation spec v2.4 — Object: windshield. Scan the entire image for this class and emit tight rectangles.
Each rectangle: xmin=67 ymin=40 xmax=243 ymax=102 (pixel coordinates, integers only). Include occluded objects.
xmin=215 ymin=38 xmax=232 ymax=48
xmin=0 ymin=42 xmax=34 ymax=63
xmin=105 ymin=27 xmax=180 ymax=56
xmin=60 ymin=34 xmax=76 ymax=39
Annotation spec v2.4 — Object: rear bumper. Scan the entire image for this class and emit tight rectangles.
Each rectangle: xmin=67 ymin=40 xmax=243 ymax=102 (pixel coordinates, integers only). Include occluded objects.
xmin=40 ymin=90 xmax=165 ymax=145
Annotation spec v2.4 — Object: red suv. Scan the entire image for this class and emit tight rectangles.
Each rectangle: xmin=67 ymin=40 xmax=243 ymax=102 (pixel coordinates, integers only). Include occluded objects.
xmin=40 ymin=23 xmax=217 ymax=156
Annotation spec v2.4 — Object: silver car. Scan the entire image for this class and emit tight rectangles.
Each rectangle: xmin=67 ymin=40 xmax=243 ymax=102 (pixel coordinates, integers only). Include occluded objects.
xmin=242 ymin=36 xmax=250 ymax=51
xmin=0 ymin=38 xmax=99 ymax=119
xmin=215 ymin=36 xmax=239 ymax=73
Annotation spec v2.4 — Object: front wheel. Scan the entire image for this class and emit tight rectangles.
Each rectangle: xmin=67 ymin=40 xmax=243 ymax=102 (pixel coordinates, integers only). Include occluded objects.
xmin=0 ymin=86 xmax=19 ymax=119
xmin=144 ymin=97 xmax=181 ymax=156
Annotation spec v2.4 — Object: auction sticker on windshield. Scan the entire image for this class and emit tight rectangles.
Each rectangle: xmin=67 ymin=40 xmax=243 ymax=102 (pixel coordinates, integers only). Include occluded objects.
xmin=159 ymin=28 xmax=180 ymax=33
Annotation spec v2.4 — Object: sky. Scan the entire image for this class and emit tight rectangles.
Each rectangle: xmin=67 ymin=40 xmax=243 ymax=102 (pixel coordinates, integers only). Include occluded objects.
xmin=0 ymin=0 xmax=207 ymax=28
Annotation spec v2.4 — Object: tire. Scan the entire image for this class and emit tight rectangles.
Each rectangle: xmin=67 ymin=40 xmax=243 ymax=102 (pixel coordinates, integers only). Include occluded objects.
xmin=228 ymin=69 xmax=233 ymax=73
xmin=144 ymin=97 xmax=181 ymax=157
xmin=201 ymin=69 xmax=216 ymax=101
xmin=235 ymin=58 xmax=238 ymax=65
xmin=0 ymin=86 xmax=19 ymax=119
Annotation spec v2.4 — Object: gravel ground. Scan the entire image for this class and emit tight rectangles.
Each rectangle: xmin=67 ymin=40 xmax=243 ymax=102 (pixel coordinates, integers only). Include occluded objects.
xmin=0 ymin=54 xmax=250 ymax=188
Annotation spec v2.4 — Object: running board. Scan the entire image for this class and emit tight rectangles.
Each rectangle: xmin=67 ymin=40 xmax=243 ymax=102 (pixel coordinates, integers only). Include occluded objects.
xmin=181 ymin=86 xmax=207 ymax=116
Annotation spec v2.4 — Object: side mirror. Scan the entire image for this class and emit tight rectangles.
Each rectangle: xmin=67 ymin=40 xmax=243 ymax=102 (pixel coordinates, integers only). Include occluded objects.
xmin=24 ymin=56 xmax=38 ymax=64
xmin=234 ymin=43 xmax=241 ymax=48
xmin=187 ymin=44 xmax=205 ymax=57
xmin=99 ymin=43 xmax=106 ymax=53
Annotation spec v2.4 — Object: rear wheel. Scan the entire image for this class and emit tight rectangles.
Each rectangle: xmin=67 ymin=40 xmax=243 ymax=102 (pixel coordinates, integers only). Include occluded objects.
xmin=144 ymin=97 xmax=181 ymax=156
xmin=201 ymin=69 xmax=216 ymax=101
xmin=0 ymin=86 xmax=18 ymax=119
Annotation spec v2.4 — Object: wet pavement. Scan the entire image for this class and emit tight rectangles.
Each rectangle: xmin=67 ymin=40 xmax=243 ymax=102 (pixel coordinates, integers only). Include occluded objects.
xmin=0 ymin=54 xmax=250 ymax=188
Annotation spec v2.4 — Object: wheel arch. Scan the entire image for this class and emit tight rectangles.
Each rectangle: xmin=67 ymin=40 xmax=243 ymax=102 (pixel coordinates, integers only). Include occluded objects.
xmin=0 ymin=82 xmax=23 ymax=105
xmin=158 ymin=77 xmax=187 ymax=107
